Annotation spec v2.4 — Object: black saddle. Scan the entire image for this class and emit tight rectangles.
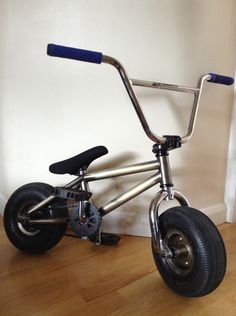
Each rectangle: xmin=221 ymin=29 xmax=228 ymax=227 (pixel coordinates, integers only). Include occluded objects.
xmin=49 ymin=146 xmax=108 ymax=175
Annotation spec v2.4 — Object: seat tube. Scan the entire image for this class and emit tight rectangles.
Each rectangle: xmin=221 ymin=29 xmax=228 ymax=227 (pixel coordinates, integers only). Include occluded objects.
xmin=77 ymin=168 xmax=90 ymax=220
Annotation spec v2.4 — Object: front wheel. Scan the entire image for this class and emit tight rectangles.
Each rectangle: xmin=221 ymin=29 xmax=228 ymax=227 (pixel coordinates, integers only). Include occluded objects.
xmin=4 ymin=182 xmax=68 ymax=253
xmin=152 ymin=206 xmax=226 ymax=297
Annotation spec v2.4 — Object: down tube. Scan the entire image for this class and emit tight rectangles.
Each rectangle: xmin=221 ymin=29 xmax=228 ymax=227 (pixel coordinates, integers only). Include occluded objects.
xmin=99 ymin=172 xmax=161 ymax=216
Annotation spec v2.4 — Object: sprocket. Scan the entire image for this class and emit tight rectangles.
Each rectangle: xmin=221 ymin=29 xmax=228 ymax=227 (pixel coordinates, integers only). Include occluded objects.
xmin=70 ymin=202 xmax=101 ymax=239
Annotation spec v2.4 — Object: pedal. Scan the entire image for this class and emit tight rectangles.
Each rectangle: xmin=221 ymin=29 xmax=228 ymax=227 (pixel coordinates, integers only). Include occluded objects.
xmin=90 ymin=233 xmax=121 ymax=246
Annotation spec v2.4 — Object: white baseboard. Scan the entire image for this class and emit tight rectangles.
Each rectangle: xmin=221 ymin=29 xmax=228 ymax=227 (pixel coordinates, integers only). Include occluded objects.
xmin=224 ymin=80 xmax=236 ymax=223
xmin=0 ymin=194 xmax=7 ymax=215
xmin=102 ymin=203 xmax=227 ymax=237
xmin=200 ymin=203 xmax=227 ymax=226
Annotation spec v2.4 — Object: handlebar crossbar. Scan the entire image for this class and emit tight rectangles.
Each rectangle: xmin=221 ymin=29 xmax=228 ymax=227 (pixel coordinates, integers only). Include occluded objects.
xmin=47 ymin=43 xmax=234 ymax=144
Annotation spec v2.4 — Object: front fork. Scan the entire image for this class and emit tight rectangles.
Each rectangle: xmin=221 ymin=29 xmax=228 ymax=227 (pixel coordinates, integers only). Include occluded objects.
xmin=149 ymin=154 xmax=189 ymax=256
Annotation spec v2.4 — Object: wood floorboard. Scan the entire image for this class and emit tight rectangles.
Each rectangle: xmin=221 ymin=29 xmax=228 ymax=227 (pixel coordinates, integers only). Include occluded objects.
xmin=0 ymin=218 xmax=236 ymax=315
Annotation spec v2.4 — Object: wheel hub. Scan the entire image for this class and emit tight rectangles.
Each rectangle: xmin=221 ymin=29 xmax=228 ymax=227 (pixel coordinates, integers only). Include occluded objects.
xmin=164 ymin=229 xmax=194 ymax=275
xmin=17 ymin=201 xmax=41 ymax=236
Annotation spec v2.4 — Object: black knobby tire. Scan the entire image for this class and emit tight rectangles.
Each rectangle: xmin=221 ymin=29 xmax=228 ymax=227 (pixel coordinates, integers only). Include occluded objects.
xmin=152 ymin=206 xmax=226 ymax=297
xmin=4 ymin=182 xmax=68 ymax=253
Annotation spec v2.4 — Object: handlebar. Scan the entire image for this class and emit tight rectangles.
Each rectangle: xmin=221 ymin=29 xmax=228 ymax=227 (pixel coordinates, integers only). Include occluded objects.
xmin=47 ymin=43 xmax=234 ymax=145
xmin=47 ymin=44 xmax=234 ymax=86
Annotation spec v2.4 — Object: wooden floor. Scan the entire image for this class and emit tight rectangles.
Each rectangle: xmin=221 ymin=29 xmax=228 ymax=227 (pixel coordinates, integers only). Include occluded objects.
xmin=0 ymin=218 xmax=236 ymax=316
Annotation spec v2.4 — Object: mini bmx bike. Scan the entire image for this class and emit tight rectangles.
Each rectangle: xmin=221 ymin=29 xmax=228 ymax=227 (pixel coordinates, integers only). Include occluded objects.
xmin=4 ymin=44 xmax=234 ymax=297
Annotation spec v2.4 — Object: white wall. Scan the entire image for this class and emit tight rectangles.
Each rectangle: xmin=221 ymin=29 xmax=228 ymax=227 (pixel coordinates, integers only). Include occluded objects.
xmin=0 ymin=0 xmax=235 ymax=236
xmin=225 ymin=77 xmax=236 ymax=222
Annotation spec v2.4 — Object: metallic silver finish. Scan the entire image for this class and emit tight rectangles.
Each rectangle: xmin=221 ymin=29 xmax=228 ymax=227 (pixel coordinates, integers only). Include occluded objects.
xmin=84 ymin=160 xmax=160 ymax=182
xmin=18 ymin=222 xmax=40 ymax=236
xmin=149 ymin=189 xmax=189 ymax=253
xmin=164 ymin=229 xmax=194 ymax=276
xmin=102 ymin=55 xmax=166 ymax=144
xmin=77 ymin=169 xmax=90 ymax=221
xmin=78 ymin=168 xmax=89 ymax=191
xmin=26 ymin=160 xmax=188 ymax=225
xmin=64 ymin=174 xmax=85 ymax=189
xmin=27 ymin=161 xmax=160 ymax=217
xmin=100 ymin=172 xmax=162 ymax=215
xmin=26 ymin=162 xmax=188 ymax=221
xmin=173 ymin=190 xmax=189 ymax=206
xmin=28 ymin=217 xmax=70 ymax=224
xmin=27 ymin=195 xmax=56 ymax=216
xmin=131 ymin=78 xmax=199 ymax=94
xmin=102 ymin=55 xmax=210 ymax=145
xmin=17 ymin=203 xmax=40 ymax=236
xmin=158 ymin=155 xmax=173 ymax=200
xmin=149 ymin=191 xmax=168 ymax=252
xmin=181 ymin=74 xmax=211 ymax=143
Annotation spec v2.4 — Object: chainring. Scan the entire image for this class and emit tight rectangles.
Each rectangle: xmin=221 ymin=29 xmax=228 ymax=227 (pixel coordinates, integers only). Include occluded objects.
xmin=70 ymin=203 xmax=101 ymax=239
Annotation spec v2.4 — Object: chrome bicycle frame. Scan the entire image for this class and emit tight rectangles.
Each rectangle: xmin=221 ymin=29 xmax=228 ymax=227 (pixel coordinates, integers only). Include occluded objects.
xmin=28 ymin=160 xmax=161 ymax=216
xmin=27 ymin=156 xmax=189 ymax=253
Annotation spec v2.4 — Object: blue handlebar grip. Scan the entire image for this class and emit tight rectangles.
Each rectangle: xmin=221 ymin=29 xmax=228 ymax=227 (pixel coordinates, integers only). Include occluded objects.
xmin=208 ymin=73 xmax=234 ymax=86
xmin=47 ymin=44 xmax=103 ymax=64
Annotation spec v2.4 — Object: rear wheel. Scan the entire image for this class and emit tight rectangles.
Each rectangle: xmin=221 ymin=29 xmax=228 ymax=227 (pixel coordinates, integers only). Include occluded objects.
xmin=152 ymin=206 xmax=226 ymax=297
xmin=4 ymin=182 xmax=68 ymax=253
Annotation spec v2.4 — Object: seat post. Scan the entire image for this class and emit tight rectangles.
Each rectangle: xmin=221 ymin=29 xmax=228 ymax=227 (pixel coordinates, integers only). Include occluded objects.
xmin=78 ymin=168 xmax=89 ymax=191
